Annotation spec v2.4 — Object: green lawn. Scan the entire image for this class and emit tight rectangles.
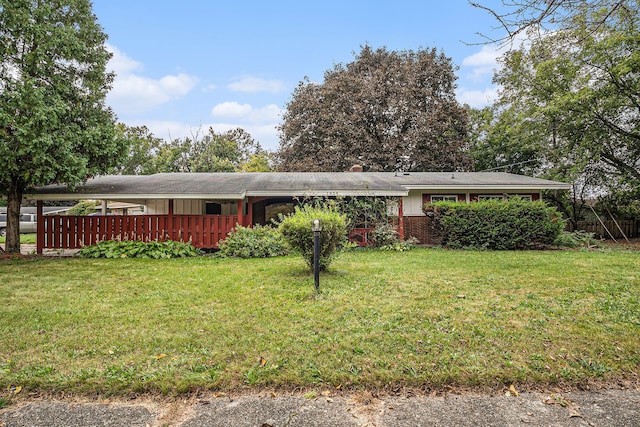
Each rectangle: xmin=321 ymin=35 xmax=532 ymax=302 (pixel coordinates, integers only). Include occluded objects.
xmin=0 ymin=234 xmax=37 ymax=245
xmin=0 ymin=248 xmax=638 ymax=396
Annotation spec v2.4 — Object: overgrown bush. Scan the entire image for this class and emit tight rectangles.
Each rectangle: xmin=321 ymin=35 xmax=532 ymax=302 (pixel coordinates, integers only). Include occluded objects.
xmin=278 ymin=204 xmax=347 ymax=271
xmin=68 ymin=200 xmax=100 ymax=216
xmin=79 ymin=240 xmax=200 ymax=259
xmin=217 ymin=225 xmax=288 ymax=258
xmin=553 ymin=230 xmax=600 ymax=248
xmin=368 ymin=223 xmax=417 ymax=251
xmin=424 ymin=199 xmax=565 ymax=250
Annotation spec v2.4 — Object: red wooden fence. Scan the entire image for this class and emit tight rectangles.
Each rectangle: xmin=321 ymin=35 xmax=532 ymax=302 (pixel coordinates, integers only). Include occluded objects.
xmin=39 ymin=215 xmax=239 ymax=252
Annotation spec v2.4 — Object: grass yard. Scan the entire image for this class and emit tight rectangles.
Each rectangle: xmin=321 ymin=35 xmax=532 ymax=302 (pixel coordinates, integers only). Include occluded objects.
xmin=0 ymin=248 xmax=638 ymax=396
xmin=0 ymin=234 xmax=37 ymax=245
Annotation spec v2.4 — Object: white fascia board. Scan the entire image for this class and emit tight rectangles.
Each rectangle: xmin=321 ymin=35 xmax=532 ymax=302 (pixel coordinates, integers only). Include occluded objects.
xmin=26 ymin=192 xmax=246 ymax=201
xmin=247 ymin=190 xmax=409 ymax=197
xmin=402 ymin=184 xmax=571 ymax=191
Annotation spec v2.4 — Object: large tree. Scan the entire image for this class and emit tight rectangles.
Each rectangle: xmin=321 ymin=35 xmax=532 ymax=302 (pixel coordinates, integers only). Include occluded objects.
xmin=276 ymin=45 xmax=470 ymax=172
xmin=470 ymin=0 xmax=636 ymax=44
xmin=0 ymin=0 xmax=126 ymax=253
xmin=118 ymin=126 xmax=268 ymax=174
xmin=473 ymin=3 xmax=640 ymax=224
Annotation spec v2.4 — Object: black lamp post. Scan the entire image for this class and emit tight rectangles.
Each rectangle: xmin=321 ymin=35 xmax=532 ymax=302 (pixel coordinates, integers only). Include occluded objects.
xmin=312 ymin=219 xmax=322 ymax=293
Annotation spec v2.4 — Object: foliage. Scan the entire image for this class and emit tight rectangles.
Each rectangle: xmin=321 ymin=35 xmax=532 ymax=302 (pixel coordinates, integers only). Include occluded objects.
xmin=297 ymin=196 xmax=394 ymax=230
xmin=78 ymin=240 xmax=200 ymax=259
xmin=0 ymin=0 xmax=127 ymax=253
xmin=278 ymin=204 xmax=348 ymax=271
xmin=370 ymin=223 xmax=418 ymax=251
xmin=119 ymin=126 xmax=266 ymax=174
xmin=425 ymin=199 xmax=565 ymax=250
xmin=0 ymin=250 xmax=638 ymax=393
xmin=553 ymin=231 xmax=600 ymax=249
xmin=216 ymin=225 xmax=288 ymax=258
xmin=238 ymin=153 xmax=272 ymax=172
xmin=67 ymin=201 xmax=100 ymax=216
xmin=113 ymin=124 xmax=165 ymax=175
xmin=470 ymin=4 xmax=640 ymax=224
xmin=470 ymin=0 xmax=635 ymax=44
xmin=277 ymin=45 xmax=471 ymax=172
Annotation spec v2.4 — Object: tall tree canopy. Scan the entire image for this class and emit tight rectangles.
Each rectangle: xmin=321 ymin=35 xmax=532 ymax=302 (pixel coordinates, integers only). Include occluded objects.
xmin=0 ymin=0 xmax=126 ymax=252
xmin=117 ymin=125 xmax=269 ymax=174
xmin=470 ymin=3 xmax=640 ymax=223
xmin=470 ymin=0 xmax=636 ymax=44
xmin=276 ymin=45 xmax=470 ymax=172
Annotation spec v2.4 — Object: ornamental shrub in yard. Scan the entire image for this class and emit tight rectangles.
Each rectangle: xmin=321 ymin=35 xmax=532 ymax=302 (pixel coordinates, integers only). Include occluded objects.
xmin=278 ymin=204 xmax=348 ymax=271
xmin=424 ymin=198 xmax=565 ymax=250
xmin=217 ymin=225 xmax=289 ymax=258
xmin=79 ymin=240 xmax=200 ymax=258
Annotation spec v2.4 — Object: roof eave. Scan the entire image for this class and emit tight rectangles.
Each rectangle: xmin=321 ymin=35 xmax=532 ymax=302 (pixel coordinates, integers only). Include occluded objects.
xmin=25 ymin=192 xmax=247 ymax=201
xmin=402 ymin=184 xmax=571 ymax=191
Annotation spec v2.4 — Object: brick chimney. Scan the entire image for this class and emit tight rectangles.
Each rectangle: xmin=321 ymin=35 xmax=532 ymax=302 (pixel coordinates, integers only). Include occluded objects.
xmin=349 ymin=164 xmax=363 ymax=172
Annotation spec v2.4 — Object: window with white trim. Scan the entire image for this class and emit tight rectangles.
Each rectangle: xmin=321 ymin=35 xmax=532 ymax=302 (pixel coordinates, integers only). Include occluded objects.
xmin=508 ymin=195 xmax=532 ymax=201
xmin=478 ymin=195 xmax=504 ymax=201
xmin=431 ymin=195 xmax=458 ymax=202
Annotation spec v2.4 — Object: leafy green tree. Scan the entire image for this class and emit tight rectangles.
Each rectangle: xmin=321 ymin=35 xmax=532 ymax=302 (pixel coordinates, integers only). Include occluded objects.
xmin=470 ymin=0 xmax=634 ymax=44
xmin=277 ymin=45 xmax=470 ymax=172
xmin=114 ymin=124 xmax=164 ymax=175
xmin=239 ymin=152 xmax=272 ymax=172
xmin=477 ymin=4 xmax=640 ymax=224
xmin=0 ymin=0 xmax=126 ymax=252
xmin=131 ymin=127 xmax=266 ymax=174
xmin=467 ymin=106 xmax=541 ymax=175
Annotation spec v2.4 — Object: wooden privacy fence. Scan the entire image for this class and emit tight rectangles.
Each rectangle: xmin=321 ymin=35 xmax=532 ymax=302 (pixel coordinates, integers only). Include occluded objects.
xmin=39 ymin=214 xmax=239 ymax=252
xmin=569 ymin=219 xmax=638 ymax=239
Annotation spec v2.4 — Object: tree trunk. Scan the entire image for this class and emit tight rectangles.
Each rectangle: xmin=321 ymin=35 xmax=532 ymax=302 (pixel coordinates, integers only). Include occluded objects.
xmin=5 ymin=186 xmax=22 ymax=253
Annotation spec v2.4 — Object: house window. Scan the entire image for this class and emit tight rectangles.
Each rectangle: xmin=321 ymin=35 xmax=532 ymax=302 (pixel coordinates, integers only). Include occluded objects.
xmin=205 ymin=202 xmax=222 ymax=215
xmin=508 ymin=195 xmax=533 ymax=201
xmin=478 ymin=195 xmax=504 ymax=201
xmin=431 ymin=195 xmax=458 ymax=202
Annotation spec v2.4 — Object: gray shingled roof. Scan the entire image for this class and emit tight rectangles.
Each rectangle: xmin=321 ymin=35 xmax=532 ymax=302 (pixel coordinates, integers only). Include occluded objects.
xmin=28 ymin=172 xmax=570 ymax=200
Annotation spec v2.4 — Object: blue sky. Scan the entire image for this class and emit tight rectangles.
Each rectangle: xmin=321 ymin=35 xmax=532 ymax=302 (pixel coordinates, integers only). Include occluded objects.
xmin=92 ymin=1 xmax=508 ymax=151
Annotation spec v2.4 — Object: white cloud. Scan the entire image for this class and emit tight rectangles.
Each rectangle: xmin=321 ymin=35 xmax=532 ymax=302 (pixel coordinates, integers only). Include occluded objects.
xmin=211 ymin=102 xmax=282 ymax=124
xmin=202 ymin=83 xmax=217 ymax=93
xmin=106 ymin=43 xmax=143 ymax=74
xmin=462 ymin=45 xmax=502 ymax=82
xmin=228 ymin=76 xmax=286 ymax=94
xmin=105 ymin=44 xmax=199 ymax=114
xmin=211 ymin=101 xmax=253 ymax=118
xmin=456 ymin=86 xmax=499 ymax=108
xmin=133 ymin=119 xmax=281 ymax=152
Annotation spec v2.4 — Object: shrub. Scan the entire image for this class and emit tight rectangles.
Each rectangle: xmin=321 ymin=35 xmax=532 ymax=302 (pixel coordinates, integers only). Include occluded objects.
xmin=424 ymin=199 xmax=565 ymax=250
xmin=553 ymin=230 xmax=600 ymax=248
xmin=217 ymin=225 xmax=288 ymax=258
xmin=278 ymin=204 xmax=348 ymax=271
xmin=79 ymin=240 xmax=200 ymax=259
xmin=68 ymin=200 xmax=100 ymax=216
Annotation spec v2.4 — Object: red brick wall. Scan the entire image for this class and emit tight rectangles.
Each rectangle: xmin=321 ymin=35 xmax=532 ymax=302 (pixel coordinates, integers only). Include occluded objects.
xmin=404 ymin=216 xmax=440 ymax=245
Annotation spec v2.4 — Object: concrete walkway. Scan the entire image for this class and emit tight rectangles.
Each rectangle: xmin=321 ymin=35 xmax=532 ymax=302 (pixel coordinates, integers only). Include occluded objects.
xmin=1 ymin=389 xmax=639 ymax=426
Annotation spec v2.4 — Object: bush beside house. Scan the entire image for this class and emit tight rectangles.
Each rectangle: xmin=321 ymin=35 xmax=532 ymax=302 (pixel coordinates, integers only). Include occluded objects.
xmin=217 ymin=225 xmax=289 ymax=258
xmin=424 ymin=199 xmax=565 ymax=250
xmin=278 ymin=204 xmax=348 ymax=270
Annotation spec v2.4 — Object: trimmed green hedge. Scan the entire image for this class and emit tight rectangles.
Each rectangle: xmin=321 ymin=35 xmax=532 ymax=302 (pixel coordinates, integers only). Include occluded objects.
xmin=424 ymin=199 xmax=565 ymax=250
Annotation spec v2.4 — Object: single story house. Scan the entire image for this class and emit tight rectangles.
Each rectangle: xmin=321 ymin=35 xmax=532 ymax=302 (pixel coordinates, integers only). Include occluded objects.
xmin=26 ymin=171 xmax=570 ymax=253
